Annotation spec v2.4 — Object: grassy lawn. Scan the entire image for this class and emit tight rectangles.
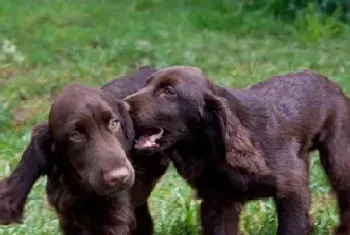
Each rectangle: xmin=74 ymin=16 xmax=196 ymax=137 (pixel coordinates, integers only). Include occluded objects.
xmin=1 ymin=0 xmax=350 ymax=234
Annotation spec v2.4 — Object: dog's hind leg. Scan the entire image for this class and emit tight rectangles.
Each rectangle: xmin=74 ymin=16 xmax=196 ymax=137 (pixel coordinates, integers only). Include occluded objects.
xmin=318 ymin=123 xmax=350 ymax=235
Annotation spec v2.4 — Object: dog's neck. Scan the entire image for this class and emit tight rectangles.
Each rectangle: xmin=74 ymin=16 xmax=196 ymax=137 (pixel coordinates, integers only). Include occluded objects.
xmin=45 ymin=168 xmax=134 ymax=235
xmin=50 ymin=162 xmax=91 ymax=194
xmin=166 ymin=135 xmax=215 ymax=186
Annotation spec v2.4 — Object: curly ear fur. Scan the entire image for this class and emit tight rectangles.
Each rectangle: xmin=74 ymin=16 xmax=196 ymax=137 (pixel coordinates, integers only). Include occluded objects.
xmin=203 ymin=92 xmax=270 ymax=176
xmin=103 ymin=91 xmax=135 ymax=151
xmin=0 ymin=122 xmax=52 ymax=224
xmin=115 ymin=100 xmax=135 ymax=151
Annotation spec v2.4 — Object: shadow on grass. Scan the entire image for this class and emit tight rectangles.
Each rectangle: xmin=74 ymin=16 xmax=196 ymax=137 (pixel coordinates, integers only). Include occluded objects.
xmin=155 ymin=222 xmax=199 ymax=235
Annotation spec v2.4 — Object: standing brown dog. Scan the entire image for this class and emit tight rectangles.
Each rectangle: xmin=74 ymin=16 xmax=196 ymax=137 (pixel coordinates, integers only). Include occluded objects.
xmin=0 ymin=66 xmax=170 ymax=235
xmin=125 ymin=66 xmax=350 ymax=235
xmin=43 ymin=83 xmax=136 ymax=235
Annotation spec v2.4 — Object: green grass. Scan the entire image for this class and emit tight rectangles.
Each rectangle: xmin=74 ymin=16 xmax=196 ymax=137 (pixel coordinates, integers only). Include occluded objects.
xmin=1 ymin=0 xmax=350 ymax=234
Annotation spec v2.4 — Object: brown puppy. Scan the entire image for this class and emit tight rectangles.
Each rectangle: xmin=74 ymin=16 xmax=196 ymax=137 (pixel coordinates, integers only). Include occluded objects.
xmin=0 ymin=66 xmax=170 ymax=235
xmin=125 ymin=66 xmax=350 ymax=235
xmin=42 ymin=84 xmax=135 ymax=235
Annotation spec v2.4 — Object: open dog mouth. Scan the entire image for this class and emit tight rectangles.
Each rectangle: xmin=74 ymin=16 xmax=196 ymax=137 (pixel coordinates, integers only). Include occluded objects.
xmin=134 ymin=127 xmax=164 ymax=150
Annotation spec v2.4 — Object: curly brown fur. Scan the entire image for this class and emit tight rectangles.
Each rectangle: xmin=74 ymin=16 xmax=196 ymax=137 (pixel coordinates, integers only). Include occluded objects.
xmin=0 ymin=123 xmax=51 ymax=224
xmin=0 ymin=66 xmax=170 ymax=235
xmin=126 ymin=66 xmax=350 ymax=235
xmin=40 ymin=83 xmax=136 ymax=235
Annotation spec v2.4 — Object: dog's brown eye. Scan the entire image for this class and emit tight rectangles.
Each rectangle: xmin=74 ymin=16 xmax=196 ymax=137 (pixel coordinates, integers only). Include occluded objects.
xmin=69 ymin=131 xmax=84 ymax=143
xmin=163 ymin=86 xmax=176 ymax=95
xmin=109 ymin=119 xmax=120 ymax=131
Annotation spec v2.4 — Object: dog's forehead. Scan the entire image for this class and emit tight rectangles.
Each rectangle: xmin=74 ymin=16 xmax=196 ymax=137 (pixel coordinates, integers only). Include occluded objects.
xmin=61 ymin=83 xmax=101 ymax=99
xmin=54 ymin=84 xmax=103 ymax=108
xmin=152 ymin=66 xmax=205 ymax=85
xmin=50 ymin=84 xmax=113 ymax=124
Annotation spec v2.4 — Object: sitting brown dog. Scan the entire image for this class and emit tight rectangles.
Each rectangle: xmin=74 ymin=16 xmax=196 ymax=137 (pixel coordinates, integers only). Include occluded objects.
xmin=30 ymin=83 xmax=136 ymax=235
xmin=125 ymin=66 xmax=350 ymax=235
xmin=0 ymin=66 xmax=170 ymax=235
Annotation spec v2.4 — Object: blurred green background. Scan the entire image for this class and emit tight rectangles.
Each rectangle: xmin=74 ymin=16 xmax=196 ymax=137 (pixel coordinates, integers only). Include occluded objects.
xmin=1 ymin=0 xmax=350 ymax=234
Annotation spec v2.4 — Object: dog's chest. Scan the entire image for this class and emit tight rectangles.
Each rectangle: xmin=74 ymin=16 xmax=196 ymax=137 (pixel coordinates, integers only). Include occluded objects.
xmin=169 ymin=150 xmax=230 ymax=192
xmin=170 ymin=151 xmax=205 ymax=187
xmin=170 ymin=148 xmax=276 ymax=201
xmin=46 ymin=174 xmax=132 ymax=235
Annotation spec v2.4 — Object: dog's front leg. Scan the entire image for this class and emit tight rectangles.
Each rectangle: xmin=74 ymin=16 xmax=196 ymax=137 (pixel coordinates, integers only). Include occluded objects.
xmin=200 ymin=198 xmax=242 ymax=235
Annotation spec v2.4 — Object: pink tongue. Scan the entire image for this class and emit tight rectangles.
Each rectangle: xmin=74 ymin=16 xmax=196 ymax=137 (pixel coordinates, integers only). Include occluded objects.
xmin=135 ymin=135 xmax=159 ymax=149
xmin=135 ymin=129 xmax=163 ymax=149
xmin=135 ymin=136 xmax=150 ymax=148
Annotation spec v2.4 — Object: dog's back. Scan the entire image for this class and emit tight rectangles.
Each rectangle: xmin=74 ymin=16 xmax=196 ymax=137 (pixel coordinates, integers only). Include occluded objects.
xmin=249 ymin=70 xmax=350 ymax=142
xmin=250 ymin=70 xmax=350 ymax=233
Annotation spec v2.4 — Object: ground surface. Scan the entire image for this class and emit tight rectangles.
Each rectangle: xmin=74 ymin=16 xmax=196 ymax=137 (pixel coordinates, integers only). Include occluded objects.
xmin=1 ymin=1 xmax=350 ymax=234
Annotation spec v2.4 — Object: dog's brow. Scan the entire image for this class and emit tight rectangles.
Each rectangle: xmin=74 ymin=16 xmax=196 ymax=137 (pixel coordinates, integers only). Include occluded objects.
xmin=158 ymin=80 xmax=173 ymax=88
xmin=65 ymin=118 xmax=85 ymax=132
xmin=158 ymin=76 xmax=182 ymax=86
xmin=146 ymin=75 xmax=154 ymax=85
xmin=101 ymin=109 xmax=112 ymax=122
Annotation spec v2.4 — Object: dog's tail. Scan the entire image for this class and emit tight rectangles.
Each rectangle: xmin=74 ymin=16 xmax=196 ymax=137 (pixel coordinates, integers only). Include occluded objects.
xmin=0 ymin=123 xmax=52 ymax=225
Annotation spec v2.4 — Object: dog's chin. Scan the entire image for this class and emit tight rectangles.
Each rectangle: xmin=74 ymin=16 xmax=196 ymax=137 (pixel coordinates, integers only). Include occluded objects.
xmin=89 ymin=180 xmax=133 ymax=196
xmin=133 ymin=127 xmax=173 ymax=154
xmin=94 ymin=186 xmax=130 ymax=197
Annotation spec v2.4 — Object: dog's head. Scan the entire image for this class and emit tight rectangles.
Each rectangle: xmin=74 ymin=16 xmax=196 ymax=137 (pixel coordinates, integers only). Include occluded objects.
xmin=125 ymin=66 xmax=269 ymax=175
xmin=125 ymin=66 xmax=209 ymax=152
xmin=46 ymin=83 xmax=135 ymax=195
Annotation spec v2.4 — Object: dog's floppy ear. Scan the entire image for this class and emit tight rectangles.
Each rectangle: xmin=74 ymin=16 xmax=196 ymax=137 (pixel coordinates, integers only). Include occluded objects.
xmin=115 ymin=100 xmax=135 ymax=151
xmin=0 ymin=122 xmax=53 ymax=225
xmin=202 ymin=92 xmax=270 ymax=176
xmin=103 ymin=91 xmax=135 ymax=150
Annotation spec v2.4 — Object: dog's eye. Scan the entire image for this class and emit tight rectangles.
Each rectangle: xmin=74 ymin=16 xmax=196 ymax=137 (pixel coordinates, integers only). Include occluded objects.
xmin=109 ymin=119 xmax=120 ymax=131
xmin=162 ymin=86 xmax=176 ymax=96
xmin=69 ymin=131 xmax=84 ymax=143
